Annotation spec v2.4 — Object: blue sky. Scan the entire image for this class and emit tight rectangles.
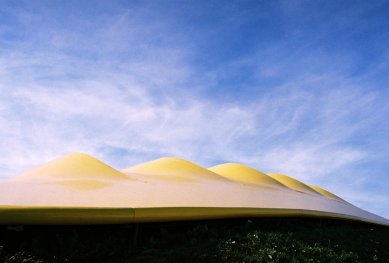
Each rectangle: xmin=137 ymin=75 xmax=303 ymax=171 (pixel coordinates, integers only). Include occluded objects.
xmin=0 ymin=0 xmax=388 ymax=218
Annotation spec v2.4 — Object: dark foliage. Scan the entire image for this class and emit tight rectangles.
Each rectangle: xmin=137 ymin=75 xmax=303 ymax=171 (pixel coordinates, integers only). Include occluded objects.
xmin=1 ymin=218 xmax=388 ymax=262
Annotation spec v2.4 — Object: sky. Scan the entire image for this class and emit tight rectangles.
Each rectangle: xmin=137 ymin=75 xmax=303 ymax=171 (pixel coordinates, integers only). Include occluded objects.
xmin=0 ymin=0 xmax=388 ymax=218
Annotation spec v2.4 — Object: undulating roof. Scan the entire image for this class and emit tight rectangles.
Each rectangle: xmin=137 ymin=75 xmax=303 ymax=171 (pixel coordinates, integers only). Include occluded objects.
xmin=0 ymin=152 xmax=387 ymax=226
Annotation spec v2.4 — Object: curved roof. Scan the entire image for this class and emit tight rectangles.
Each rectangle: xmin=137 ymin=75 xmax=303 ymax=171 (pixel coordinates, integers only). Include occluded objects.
xmin=307 ymin=184 xmax=345 ymax=202
xmin=208 ymin=163 xmax=285 ymax=188
xmin=0 ymin=152 xmax=388 ymax=226
xmin=123 ymin=157 xmax=225 ymax=181
xmin=267 ymin=173 xmax=320 ymax=195
xmin=12 ymin=152 xmax=129 ymax=181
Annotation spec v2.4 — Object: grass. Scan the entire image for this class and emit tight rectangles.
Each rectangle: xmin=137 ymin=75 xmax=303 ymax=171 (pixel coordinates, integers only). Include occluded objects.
xmin=0 ymin=218 xmax=388 ymax=262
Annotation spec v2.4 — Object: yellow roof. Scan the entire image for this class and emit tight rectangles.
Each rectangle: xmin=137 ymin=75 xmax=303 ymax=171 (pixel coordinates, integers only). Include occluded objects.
xmin=123 ymin=157 xmax=225 ymax=181
xmin=0 ymin=152 xmax=387 ymax=226
xmin=208 ymin=163 xmax=285 ymax=188
xmin=13 ymin=152 xmax=129 ymax=181
xmin=267 ymin=173 xmax=320 ymax=195
xmin=307 ymin=184 xmax=344 ymax=202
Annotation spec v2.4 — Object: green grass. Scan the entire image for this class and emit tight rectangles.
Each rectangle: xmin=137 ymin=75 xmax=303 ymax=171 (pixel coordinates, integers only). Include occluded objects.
xmin=1 ymin=218 xmax=388 ymax=262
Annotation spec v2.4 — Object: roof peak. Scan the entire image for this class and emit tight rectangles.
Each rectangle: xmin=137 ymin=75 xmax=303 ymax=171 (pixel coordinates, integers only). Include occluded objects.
xmin=13 ymin=152 xmax=129 ymax=180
